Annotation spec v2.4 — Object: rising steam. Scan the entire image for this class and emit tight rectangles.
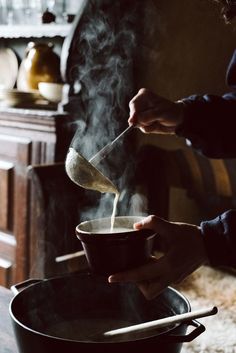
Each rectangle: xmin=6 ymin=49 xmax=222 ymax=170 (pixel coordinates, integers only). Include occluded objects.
xmin=67 ymin=0 xmax=150 ymax=220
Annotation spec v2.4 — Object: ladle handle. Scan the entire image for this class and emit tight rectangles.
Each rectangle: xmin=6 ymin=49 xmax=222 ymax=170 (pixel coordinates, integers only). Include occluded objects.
xmin=89 ymin=125 xmax=134 ymax=166
xmin=109 ymin=124 xmax=134 ymax=145
xmin=103 ymin=306 xmax=218 ymax=337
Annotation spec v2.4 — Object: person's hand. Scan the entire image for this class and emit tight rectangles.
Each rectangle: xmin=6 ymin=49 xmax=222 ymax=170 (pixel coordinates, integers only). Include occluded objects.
xmin=129 ymin=88 xmax=185 ymax=134
xmin=108 ymin=215 xmax=208 ymax=300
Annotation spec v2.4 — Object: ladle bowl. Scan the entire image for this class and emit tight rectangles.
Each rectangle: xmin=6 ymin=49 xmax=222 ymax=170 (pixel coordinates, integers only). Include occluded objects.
xmin=65 ymin=147 xmax=118 ymax=194
xmin=65 ymin=125 xmax=134 ymax=194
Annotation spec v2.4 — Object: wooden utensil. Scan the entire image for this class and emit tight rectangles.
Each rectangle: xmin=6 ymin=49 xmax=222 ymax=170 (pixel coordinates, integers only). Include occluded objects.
xmin=103 ymin=306 xmax=218 ymax=338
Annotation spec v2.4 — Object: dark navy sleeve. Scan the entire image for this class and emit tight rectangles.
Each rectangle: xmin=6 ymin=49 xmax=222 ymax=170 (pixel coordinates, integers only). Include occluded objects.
xmin=201 ymin=210 xmax=236 ymax=268
xmin=175 ymin=51 xmax=236 ymax=269
xmin=175 ymin=49 xmax=236 ymax=159
xmin=176 ymin=93 xmax=236 ymax=158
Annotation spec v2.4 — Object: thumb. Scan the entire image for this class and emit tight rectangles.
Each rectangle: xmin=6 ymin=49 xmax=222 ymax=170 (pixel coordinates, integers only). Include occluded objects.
xmin=134 ymin=215 xmax=168 ymax=233
xmin=128 ymin=112 xmax=138 ymax=126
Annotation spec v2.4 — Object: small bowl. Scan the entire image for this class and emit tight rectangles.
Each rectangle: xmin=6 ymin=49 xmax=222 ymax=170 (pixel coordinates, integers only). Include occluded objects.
xmin=76 ymin=216 xmax=156 ymax=276
xmin=38 ymin=82 xmax=63 ymax=103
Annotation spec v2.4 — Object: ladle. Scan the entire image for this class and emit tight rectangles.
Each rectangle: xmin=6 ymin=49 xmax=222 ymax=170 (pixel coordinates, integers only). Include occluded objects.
xmin=102 ymin=306 xmax=218 ymax=339
xmin=89 ymin=124 xmax=134 ymax=166
xmin=65 ymin=147 xmax=118 ymax=194
xmin=65 ymin=125 xmax=134 ymax=194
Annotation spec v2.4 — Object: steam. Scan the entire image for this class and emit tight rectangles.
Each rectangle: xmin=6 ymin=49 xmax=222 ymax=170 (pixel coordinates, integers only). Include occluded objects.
xmin=64 ymin=0 xmax=150 ymax=219
xmin=68 ymin=0 xmax=148 ymax=220
xmin=70 ymin=2 xmax=137 ymax=155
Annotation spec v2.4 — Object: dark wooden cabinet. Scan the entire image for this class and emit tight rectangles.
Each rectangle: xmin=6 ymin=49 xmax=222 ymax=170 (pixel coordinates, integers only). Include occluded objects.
xmin=0 ymin=108 xmax=86 ymax=287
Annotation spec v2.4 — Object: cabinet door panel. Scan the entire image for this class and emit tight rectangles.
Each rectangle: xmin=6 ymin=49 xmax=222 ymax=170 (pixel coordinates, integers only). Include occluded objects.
xmin=0 ymin=258 xmax=12 ymax=288
xmin=0 ymin=134 xmax=29 ymax=159
xmin=0 ymin=134 xmax=32 ymax=285
xmin=0 ymin=112 xmax=72 ymax=286
xmin=0 ymin=231 xmax=16 ymax=287
xmin=0 ymin=161 xmax=13 ymax=231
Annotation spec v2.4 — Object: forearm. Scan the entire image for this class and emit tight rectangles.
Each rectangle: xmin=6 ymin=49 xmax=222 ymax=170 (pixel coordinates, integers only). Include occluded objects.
xmin=176 ymin=93 xmax=236 ymax=158
xmin=201 ymin=209 xmax=236 ymax=268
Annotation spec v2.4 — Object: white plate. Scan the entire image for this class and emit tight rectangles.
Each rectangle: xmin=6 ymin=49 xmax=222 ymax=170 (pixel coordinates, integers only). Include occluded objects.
xmin=0 ymin=48 xmax=18 ymax=89
xmin=0 ymin=88 xmax=41 ymax=99
xmin=0 ymin=88 xmax=42 ymax=107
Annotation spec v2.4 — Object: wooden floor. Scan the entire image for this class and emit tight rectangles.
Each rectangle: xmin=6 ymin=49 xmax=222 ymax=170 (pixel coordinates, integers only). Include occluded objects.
xmin=0 ymin=286 xmax=18 ymax=353
xmin=175 ymin=266 xmax=236 ymax=353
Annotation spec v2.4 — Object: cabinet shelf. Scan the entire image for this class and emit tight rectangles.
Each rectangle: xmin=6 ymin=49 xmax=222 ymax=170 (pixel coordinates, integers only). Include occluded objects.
xmin=0 ymin=24 xmax=72 ymax=38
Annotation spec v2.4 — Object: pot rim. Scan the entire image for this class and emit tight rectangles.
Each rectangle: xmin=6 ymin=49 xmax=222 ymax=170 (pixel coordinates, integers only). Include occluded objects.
xmin=76 ymin=215 xmax=149 ymax=235
xmin=9 ymin=273 xmax=192 ymax=344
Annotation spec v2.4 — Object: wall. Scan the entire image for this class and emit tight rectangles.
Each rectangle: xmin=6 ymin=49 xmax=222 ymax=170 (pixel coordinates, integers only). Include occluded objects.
xmin=2 ymin=37 xmax=63 ymax=60
xmin=135 ymin=0 xmax=236 ymax=150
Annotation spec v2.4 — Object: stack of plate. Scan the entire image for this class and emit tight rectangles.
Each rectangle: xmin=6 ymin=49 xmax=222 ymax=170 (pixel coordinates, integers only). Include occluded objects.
xmin=0 ymin=88 xmax=42 ymax=107
xmin=0 ymin=48 xmax=44 ymax=108
xmin=0 ymin=48 xmax=18 ymax=90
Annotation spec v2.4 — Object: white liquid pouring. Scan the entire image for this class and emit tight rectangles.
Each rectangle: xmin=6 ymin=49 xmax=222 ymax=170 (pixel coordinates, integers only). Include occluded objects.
xmin=110 ymin=193 xmax=120 ymax=232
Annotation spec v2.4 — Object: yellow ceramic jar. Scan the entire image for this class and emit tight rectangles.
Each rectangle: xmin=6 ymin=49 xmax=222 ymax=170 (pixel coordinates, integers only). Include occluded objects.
xmin=17 ymin=42 xmax=61 ymax=91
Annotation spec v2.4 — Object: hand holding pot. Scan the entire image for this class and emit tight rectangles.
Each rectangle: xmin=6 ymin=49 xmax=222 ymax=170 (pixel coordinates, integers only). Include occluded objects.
xmin=128 ymin=88 xmax=184 ymax=134
xmin=108 ymin=215 xmax=208 ymax=300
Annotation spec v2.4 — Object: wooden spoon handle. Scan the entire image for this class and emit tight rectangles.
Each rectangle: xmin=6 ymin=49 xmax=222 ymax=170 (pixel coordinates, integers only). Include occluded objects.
xmin=103 ymin=306 xmax=218 ymax=337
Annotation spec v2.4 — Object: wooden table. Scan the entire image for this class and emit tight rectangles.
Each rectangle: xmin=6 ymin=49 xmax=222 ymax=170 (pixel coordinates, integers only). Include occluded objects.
xmin=0 ymin=286 xmax=18 ymax=353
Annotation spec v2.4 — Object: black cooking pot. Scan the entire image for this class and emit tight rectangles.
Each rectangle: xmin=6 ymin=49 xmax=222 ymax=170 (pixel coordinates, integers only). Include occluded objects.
xmin=9 ymin=272 xmax=205 ymax=353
